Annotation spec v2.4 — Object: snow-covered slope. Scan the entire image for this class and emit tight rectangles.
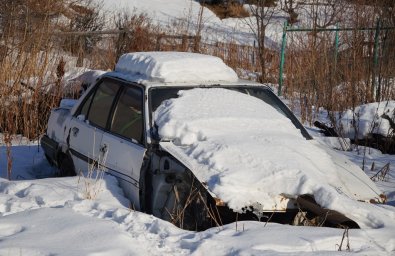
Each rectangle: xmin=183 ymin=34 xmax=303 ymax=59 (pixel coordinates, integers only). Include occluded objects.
xmin=95 ymin=0 xmax=355 ymax=49
xmin=96 ymin=0 xmax=284 ymax=47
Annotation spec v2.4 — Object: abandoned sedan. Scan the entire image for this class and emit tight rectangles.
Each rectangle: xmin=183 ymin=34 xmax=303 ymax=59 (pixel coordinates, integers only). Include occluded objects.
xmin=41 ymin=52 xmax=384 ymax=230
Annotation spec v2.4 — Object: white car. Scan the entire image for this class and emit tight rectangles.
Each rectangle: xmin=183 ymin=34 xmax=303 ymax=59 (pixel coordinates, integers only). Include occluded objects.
xmin=42 ymin=52 xmax=384 ymax=230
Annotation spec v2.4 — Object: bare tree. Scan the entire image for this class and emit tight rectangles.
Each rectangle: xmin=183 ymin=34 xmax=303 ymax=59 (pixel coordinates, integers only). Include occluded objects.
xmin=280 ymin=0 xmax=300 ymax=25
xmin=244 ymin=0 xmax=278 ymax=82
xmin=194 ymin=3 xmax=205 ymax=52
xmin=113 ymin=10 xmax=160 ymax=60
xmin=62 ymin=0 xmax=104 ymax=65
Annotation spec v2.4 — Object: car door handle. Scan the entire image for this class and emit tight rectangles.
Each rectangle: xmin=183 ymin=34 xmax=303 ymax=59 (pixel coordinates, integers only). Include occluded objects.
xmin=72 ymin=127 xmax=79 ymax=136
xmin=100 ymin=144 xmax=107 ymax=153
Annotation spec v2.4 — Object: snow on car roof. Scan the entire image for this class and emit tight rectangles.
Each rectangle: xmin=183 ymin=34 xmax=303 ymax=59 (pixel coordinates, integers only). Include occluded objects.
xmin=114 ymin=52 xmax=239 ymax=84
xmin=155 ymin=88 xmax=384 ymax=229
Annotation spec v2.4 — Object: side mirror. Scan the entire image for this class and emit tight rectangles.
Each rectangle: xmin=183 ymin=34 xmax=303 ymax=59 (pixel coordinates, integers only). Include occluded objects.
xmin=77 ymin=114 xmax=86 ymax=121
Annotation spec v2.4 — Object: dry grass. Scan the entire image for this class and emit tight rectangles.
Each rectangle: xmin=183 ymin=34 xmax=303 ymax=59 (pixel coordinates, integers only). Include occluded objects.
xmin=283 ymin=25 xmax=395 ymax=125
xmin=165 ymin=178 xmax=223 ymax=231
xmin=78 ymin=145 xmax=107 ymax=200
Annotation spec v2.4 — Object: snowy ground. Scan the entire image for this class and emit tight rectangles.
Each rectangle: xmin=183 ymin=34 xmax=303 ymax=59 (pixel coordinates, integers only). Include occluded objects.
xmin=0 ymin=131 xmax=394 ymax=255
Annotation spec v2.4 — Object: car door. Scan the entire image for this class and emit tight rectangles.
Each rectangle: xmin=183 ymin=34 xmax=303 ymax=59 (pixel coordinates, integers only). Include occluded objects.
xmin=68 ymin=79 xmax=121 ymax=173
xmin=100 ymin=84 xmax=146 ymax=209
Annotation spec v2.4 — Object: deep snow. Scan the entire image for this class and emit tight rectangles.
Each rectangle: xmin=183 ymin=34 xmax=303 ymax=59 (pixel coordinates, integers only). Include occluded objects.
xmin=0 ymin=139 xmax=394 ymax=255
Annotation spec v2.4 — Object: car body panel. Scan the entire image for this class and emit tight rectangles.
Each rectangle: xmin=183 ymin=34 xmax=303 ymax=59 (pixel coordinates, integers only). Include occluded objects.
xmin=101 ymin=132 xmax=146 ymax=209
xmin=314 ymin=142 xmax=383 ymax=201
xmin=68 ymin=117 xmax=105 ymax=172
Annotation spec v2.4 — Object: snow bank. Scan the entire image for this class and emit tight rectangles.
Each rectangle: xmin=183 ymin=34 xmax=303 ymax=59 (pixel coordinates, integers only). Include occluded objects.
xmin=337 ymin=101 xmax=395 ymax=139
xmin=154 ymin=88 xmax=389 ymax=228
xmin=1 ymin=176 xmax=394 ymax=255
xmin=115 ymin=52 xmax=238 ymax=83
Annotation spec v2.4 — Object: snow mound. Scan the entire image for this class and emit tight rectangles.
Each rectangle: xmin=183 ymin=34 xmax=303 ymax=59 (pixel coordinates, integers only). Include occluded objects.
xmin=115 ymin=52 xmax=238 ymax=83
xmin=337 ymin=101 xmax=395 ymax=139
xmin=155 ymin=88 xmax=387 ymax=228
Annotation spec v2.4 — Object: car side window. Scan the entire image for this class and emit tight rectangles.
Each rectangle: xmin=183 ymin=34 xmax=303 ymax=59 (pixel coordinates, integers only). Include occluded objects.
xmin=85 ymin=81 xmax=121 ymax=129
xmin=110 ymin=86 xmax=144 ymax=144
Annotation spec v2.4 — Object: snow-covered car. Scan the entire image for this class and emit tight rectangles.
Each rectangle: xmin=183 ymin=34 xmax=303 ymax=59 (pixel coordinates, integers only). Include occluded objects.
xmin=41 ymin=52 xmax=384 ymax=230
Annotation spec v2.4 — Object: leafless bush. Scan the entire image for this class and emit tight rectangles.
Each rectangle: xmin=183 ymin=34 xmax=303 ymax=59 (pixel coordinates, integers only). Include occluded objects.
xmin=244 ymin=0 xmax=278 ymax=82
xmin=60 ymin=0 xmax=105 ymax=66
xmin=113 ymin=10 xmax=161 ymax=59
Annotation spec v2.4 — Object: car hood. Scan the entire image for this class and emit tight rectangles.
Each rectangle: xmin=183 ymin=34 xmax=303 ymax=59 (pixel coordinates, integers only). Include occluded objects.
xmin=160 ymin=139 xmax=383 ymax=205
xmin=155 ymin=88 xmax=384 ymax=228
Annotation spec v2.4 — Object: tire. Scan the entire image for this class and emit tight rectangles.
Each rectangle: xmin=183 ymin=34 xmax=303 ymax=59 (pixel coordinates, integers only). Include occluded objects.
xmin=59 ymin=153 xmax=76 ymax=177
xmin=44 ymin=153 xmax=54 ymax=166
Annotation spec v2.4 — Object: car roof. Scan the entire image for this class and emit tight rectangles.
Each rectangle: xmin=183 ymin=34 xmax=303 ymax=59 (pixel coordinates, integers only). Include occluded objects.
xmin=97 ymin=52 xmax=270 ymax=90
xmin=114 ymin=52 xmax=239 ymax=84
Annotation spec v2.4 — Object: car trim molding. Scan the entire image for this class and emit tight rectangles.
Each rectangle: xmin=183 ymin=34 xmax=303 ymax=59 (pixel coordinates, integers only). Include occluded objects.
xmin=69 ymin=148 xmax=140 ymax=188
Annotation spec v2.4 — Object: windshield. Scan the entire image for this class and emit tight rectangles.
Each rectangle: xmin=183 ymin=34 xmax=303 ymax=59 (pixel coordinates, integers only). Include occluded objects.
xmin=149 ymin=86 xmax=312 ymax=140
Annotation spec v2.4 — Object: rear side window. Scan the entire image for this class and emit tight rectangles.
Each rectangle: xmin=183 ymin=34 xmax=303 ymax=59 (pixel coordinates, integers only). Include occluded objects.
xmin=110 ymin=86 xmax=144 ymax=144
xmin=80 ymin=91 xmax=94 ymax=118
xmin=82 ymin=81 xmax=121 ymax=129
